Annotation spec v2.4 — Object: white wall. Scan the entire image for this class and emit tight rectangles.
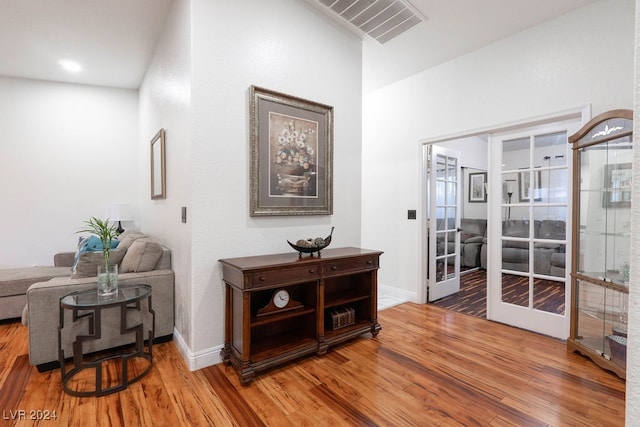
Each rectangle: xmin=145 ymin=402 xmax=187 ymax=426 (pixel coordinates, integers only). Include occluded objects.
xmin=440 ymin=136 xmax=488 ymax=219
xmin=625 ymin=1 xmax=640 ymax=419
xmin=0 ymin=77 xmax=138 ymax=268
xmin=186 ymin=0 xmax=363 ymax=361
xmin=362 ymin=0 xmax=635 ymax=299
xmin=138 ymin=0 xmax=192 ymax=349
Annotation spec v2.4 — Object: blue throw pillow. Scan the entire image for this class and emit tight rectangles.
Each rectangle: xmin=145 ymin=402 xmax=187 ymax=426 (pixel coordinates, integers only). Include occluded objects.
xmin=71 ymin=236 xmax=119 ymax=274
xmin=84 ymin=235 xmax=119 ymax=251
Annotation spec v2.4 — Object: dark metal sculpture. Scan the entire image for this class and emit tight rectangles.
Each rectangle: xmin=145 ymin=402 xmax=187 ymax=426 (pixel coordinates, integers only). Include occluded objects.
xmin=287 ymin=227 xmax=334 ymax=258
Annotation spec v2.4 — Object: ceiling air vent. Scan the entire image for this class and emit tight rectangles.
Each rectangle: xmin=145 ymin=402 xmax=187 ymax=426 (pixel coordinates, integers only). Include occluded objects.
xmin=318 ymin=0 xmax=425 ymax=44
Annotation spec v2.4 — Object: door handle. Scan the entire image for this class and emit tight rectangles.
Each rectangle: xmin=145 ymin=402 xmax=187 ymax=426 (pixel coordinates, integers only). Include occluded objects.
xmin=457 ymin=228 xmax=462 ymax=232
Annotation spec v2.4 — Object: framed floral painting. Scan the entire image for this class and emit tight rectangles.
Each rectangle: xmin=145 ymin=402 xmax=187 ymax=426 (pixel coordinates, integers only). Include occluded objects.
xmin=249 ymin=85 xmax=333 ymax=216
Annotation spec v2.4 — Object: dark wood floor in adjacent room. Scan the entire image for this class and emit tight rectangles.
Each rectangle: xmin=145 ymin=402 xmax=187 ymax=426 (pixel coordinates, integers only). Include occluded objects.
xmin=433 ymin=269 xmax=566 ymax=319
xmin=0 ymin=302 xmax=624 ymax=426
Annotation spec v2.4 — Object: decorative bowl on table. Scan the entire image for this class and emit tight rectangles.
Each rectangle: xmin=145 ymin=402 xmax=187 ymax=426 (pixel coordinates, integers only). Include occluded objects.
xmin=288 ymin=227 xmax=334 ymax=258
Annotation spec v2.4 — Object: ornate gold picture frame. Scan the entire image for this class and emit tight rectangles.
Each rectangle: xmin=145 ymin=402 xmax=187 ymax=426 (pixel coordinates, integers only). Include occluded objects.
xmin=249 ymin=86 xmax=333 ymax=216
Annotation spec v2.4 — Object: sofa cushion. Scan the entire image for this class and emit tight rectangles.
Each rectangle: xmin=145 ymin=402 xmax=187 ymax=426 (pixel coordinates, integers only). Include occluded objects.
xmin=460 ymin=218 xmax=487 ymax=242
xmin=120 ymin=238 xmax=163 ymax=273
xmin=539 ymin=220 xmax=566 ymax=240
xmin=502 ymin=220 xmax=541 ymax=249
xmin=463 ymin=235 xmax=485 ymax=244
xmin=0 ymin=266 xmax=69 ymax=298
xmin=551 ymin=252 xmax=566 ymax=268
xmin=502 ymin=247 xmax=530 ymax=264
xmin=117 ymin=231 xmax=146 ymax=250
xmin=71 ymin=248 xmax=126 ymax=278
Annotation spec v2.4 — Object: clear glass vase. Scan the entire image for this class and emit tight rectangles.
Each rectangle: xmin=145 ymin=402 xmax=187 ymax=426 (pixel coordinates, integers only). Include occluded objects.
xmin=97 ymin=264 xmax=118 ymax=297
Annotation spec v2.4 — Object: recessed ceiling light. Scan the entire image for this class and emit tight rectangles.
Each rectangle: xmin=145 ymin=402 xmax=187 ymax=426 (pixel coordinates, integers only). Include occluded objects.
xmin=58 ymin=59 xmax=83 ymax=73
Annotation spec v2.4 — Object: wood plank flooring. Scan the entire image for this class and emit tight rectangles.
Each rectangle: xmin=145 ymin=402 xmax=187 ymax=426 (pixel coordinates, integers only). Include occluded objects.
xmin=433 ymin=270 xmax=565 ymax=319
xmin=0 ymin=302 xmax=625 ymax=426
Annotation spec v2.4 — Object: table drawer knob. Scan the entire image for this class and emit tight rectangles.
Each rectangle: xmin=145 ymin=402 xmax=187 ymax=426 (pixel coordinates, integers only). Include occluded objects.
xmin=259 ymin=276 xmax=266 ymax=281
xmin=309 ymin=269 xmax=316 ymax=274
xmin=331 ymin=265 xmax=338 ymax=271
xmin=366 ymin=260 xmax=373 ymax=265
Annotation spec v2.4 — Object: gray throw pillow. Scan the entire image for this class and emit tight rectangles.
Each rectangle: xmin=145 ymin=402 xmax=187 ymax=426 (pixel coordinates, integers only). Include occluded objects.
xmin=120 ymin=238 xmax=163 ymax=273
xmin=71 ymin=248 xmax=126 ymax=278
xmin=117 ymin=231 xmax=146 ymax=250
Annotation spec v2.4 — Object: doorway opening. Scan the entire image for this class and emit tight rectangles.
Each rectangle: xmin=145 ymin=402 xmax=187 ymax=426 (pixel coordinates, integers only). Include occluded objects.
xmin=421 ymin=106 xmax=588 ymax=339
xmin=424 ymin=136 xmax=488 ymax=304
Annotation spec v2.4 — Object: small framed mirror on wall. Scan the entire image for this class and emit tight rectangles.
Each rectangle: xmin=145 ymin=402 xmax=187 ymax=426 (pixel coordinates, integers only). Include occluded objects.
xmin=150 ymin=128 xmax=166 ymax=200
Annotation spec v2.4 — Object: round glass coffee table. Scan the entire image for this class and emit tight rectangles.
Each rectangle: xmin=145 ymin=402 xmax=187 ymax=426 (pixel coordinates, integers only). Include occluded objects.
xmin=58 ymin=284 xmax=155 ymax=396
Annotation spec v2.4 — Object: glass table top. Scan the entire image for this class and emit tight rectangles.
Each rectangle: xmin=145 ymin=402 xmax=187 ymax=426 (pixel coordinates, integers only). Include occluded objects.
xmin=61 ymin=284 xmax=151 ymax=309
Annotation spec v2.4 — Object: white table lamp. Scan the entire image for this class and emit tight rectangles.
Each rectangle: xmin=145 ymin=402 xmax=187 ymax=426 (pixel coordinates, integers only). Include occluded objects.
xmin=110 ymin=203 xmax=133 ymax=234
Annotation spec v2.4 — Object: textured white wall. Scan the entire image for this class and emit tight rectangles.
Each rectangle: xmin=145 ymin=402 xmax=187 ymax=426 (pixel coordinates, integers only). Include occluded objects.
xmin=0 ymin=77 xmax=138 ymax=268
xmin=626 ymin=0 xmax=640 ymax=421
xmin=362 ymin=0 xmax=635 ymax=298
xmin=440 ymin=136 xmax=488 ymax=219
xmin=138 ymin=0 xmax=192 ymax=348
xmin=188 ymin=0 xmax=363 ymax=356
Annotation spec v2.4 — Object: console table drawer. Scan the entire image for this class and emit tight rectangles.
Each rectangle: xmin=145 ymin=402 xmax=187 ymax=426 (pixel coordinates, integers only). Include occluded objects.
xmin=323 ymin=256 xmax=378 ymax=277
xmin=248 ymin=266 xmax=320 ymax=288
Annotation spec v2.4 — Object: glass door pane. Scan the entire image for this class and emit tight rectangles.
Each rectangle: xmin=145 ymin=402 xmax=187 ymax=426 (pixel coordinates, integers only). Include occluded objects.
xmin=428 ymin=146 xmax=462 ymax=301
xmin=501 ymin=131 xmax=568 ymax=315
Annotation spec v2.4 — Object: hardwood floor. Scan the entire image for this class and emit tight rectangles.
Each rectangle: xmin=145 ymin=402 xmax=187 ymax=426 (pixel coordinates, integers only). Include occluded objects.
xmin=433 ymin=270 xmax=565 ymax=319
xmin=0 ymin=302 xmax=625 ymax=426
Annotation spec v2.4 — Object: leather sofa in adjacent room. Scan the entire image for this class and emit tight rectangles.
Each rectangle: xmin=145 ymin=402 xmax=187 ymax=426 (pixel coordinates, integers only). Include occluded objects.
xmin=441 ymin=218 xmax=487 ymax=269
xmin=480 ymin=219 xmax=566 ymax=277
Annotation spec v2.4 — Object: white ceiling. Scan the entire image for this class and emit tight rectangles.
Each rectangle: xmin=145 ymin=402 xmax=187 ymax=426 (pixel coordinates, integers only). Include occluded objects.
xmin=0 ymin=0 xmax=599 ymax=90
xmin=330 ymin=0 xmax=601 ymax=91
xmin=0 ymin=0 xmax=172 ymax=89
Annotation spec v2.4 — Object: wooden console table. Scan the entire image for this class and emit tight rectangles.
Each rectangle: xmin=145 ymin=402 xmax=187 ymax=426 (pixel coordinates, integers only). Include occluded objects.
xmin=219 ymin=247 xmax=382 ymax=384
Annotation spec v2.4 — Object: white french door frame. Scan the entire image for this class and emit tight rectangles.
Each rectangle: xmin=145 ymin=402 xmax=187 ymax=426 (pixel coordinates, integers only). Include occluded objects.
xmin=418 ymin=106 xmax=590 ymax=318
xmin=487 ymin=117 xmax=581 ymax=339
xmin=426 ymin=145 xmax=462 ymax=302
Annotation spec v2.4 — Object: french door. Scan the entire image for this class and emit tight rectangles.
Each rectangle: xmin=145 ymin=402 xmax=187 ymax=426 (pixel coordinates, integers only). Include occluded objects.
xmin=427 ymin=145 xmax=462 ymax=301
xmin=487 ymin=118 xmax=580 ymax=339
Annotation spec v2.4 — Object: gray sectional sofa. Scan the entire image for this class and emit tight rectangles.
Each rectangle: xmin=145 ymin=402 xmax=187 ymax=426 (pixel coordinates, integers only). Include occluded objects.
xmin=0 ymin=266 xmax=70 ymax=321
xmin=480 ymin=219 xmax=566 ymax=277
xmin=459 ymin=218 xmax=487 ymax=268
xmin=16 ymin=230 xmax=175 ymax=370
xmin=440 ymin=218 xmax=487 ymax=268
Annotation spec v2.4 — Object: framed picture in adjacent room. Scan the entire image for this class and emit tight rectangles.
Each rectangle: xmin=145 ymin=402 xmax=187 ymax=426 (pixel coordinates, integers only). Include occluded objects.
xmin=603 ymin=163 xmax=632 ymax=208
xmin=468 ymin=172 xmax=487 ymax=203
xmin=518 ymin=168 xmax=542 ymax=202
xmin=249 ymin=85 xmax=333 ymax=216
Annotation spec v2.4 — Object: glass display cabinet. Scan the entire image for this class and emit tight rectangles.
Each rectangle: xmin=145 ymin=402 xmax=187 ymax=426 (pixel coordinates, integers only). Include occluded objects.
xmin=568 ymin=109 xmax=632 ymax=379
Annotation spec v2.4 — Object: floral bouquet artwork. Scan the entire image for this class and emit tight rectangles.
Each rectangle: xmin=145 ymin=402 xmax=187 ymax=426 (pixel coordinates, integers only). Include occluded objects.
xmin=269 ymin=113 xmax=318 ymax=197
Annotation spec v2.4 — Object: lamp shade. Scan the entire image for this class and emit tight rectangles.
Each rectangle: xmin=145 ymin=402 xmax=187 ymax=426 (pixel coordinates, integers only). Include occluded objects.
xmin=110 ymin=204 xmax=133 ymax=221
xmin=505 ymin=181 xmax=515 ymax=194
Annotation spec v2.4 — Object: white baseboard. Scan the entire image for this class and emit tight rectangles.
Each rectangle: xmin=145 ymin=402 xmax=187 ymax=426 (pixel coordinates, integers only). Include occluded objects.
xmin=172 ymin=327 xmax=224 ymax=371
xmin=378 ymin=283 xmax=415 ymax=310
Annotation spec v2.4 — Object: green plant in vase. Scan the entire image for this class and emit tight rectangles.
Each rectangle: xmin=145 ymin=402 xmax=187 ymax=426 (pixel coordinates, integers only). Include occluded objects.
xmin=78 ymin=217 xmax=119 ymax=296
